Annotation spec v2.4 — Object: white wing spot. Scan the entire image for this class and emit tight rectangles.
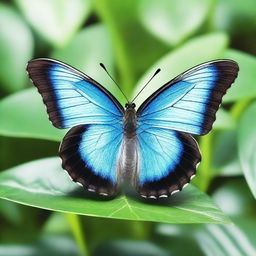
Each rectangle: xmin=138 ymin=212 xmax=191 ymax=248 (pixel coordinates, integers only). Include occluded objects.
xmin=183 ymin=183 xmax=189 ymax=189
xmin=159 ymin=194 xmax=168 ymax=198
xmin=99 ymin=192 xmax=109 ymax=196
xmin=171 ymin=190 xmax=179 ymax=195
xmin=190 ymin=174 xmax=196 ymax=180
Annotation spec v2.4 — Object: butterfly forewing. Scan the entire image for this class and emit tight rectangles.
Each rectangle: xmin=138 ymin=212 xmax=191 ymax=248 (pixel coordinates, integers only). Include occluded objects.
xmin=137 ymin=60 xmax=239 ymax=135
xmin=26 ymin=59 xmax=124 ymax=129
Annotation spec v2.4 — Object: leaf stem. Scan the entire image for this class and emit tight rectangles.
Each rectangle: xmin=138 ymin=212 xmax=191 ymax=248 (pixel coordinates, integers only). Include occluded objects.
xmin=65 ymin=213 xmax=89 ymax=256
xmin=129 ymin=221 xmax=153 ymax=240
xmin=231 ymin=99 xmax=251 ymax=120
xmin=194 ymin=133 xmax=213 ymax=192
xmin=195 ymin=99 xmax=251 ymax=191
xmin=205 ymin=0 xmax=217 ymax=31
xmin=93 ymin=0 xmax=135 ymax=96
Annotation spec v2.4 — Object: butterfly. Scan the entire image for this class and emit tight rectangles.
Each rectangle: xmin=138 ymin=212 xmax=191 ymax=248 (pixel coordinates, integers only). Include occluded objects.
xmin=27 ymin=58 xmax=239 ymax=199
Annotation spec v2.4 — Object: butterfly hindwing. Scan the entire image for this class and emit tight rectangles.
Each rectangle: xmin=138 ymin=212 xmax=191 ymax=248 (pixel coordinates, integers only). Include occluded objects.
xmin=59 ymin=123 xmax=123 ymax=196
xmin=134 ymin=125 xmax=201 ymax=198
xmin=137 ymin=60 xmax=239 ymax=135
xmin=27 ymin=58 xmax=124 ymax=129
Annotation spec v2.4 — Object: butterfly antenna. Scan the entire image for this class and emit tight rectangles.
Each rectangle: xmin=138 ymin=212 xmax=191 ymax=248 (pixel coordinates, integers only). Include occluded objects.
xmin=131 ymin=68 xmax=161 ymax=103
xmin=100 ymin=63 xmax=129 ymax=102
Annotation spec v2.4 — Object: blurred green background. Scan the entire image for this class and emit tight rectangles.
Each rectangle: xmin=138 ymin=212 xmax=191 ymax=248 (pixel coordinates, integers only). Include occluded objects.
xmin=0 ymin=0 xmax=256 ymax=255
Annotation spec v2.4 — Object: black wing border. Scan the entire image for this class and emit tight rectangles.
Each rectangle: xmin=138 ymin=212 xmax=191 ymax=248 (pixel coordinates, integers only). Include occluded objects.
xmin=137 ymin=59 xmax=239 ymax=115
xmin=27 ymin=58 xmax=125 ymax=115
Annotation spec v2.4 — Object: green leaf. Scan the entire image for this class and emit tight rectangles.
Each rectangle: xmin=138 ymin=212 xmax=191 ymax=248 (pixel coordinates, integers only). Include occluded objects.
xmin=94 ymin=0 xmax=169 ymax=96
xmin=212 ymin=130 xmax=242 ymax=176
xmin=213 ymin=108 xmax=235 ymax=130
xmin=0 ymin=236 xmax=79 ymax=256
xmin=0 ymin=24 xmax=115 ymax=142
xmin=155 ymin=224 xmax=204 ymax=255
xmin=139 ymin=0 xmax=212 ymax=46
xmin=51 ymin=24 xmax=121 ymax=103
xmin=0 ymin=88 xmax=65 ymax=141
xmin=133 ymin=33 xmax=228 ymax=106
xmin=195 ymin=218 xmax=256 ymax=256
xmin=0 ymin=136 xmax=58 ymax=171
xmin=43 ymin=213 xmax=70 ymax=235
xmin=238 ymin=102 xmax=256 ymax=199
xmin=213 ymin=0 xmax=256 ymax=34
xmin=15 ymin=0 xmax=91 ymax=47
xmin=0 ymin=157 xmax=230 ymax=224
xmin=94 ymin=240 xmax=168 ymax=256
xmin=222 ymin=49 xmax=256 ymax=102
xmin=80 ymin=218 xmax=150 ymax=247
xmin=212 ymin=0 xmax=256 ymax=54
xmin=0 ymin=3 xmax=33 ymax=93
xmin=212 ymin=178 xmax=256 ymax=217
xmin=0 ymin=200 xmax=23 ymax=225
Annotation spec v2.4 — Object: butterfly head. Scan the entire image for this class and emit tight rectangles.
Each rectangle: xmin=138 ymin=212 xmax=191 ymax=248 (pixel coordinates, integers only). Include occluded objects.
xmin=125 ymin=102 xmax=136 ymax=109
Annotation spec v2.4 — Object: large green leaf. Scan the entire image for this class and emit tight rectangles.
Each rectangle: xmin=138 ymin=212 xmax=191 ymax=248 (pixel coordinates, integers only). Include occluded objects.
xmin=195 ymin=218 xmax=256 ymax=256
xmin=238 ymin=102 xmax=256 ymax=199
xmin=0 ymin=24 xmax=115 ymax=141
xmin=0 ymin=88 xmax=65 ymax=141
xmin=133 ymin=33 xmax=228 ymax=107
xmin=139 ymin=0 xmax=212 ymax=46
xmin=0 ymin=157 xmax=230 ymax=224
xmin=15 ymin=0 xmax=91 ymax=47
xmin=0 ymin=3 xmax=33 ymax=93
xmin=222 ymin=49 xmax=256 ymax=102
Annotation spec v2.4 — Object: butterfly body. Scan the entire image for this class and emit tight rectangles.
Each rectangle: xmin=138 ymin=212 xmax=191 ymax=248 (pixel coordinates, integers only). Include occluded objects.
xmin=123 ymin=103 xmax=137 ymax=137
xmin=27 ymin=58 xmax=239 ymax=199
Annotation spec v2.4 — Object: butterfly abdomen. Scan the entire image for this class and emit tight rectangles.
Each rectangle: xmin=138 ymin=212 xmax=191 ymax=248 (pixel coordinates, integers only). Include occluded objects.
xmin=120 ymin=105 xmax=138 ymax=182
xmin=120 ymin=136 xmax=138 ymax=182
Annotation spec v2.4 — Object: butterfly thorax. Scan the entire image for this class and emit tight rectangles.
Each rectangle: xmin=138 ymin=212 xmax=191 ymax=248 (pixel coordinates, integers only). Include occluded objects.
xmin=123 ymin=103 xmax=137 ymax=139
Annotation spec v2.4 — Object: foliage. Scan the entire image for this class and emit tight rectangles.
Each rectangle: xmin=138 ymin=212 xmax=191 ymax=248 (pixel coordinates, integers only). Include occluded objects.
xmin=0 ymin=158 xmax=230 ymax=224
xmin=0 ymin=0 xmax=255 ymax=255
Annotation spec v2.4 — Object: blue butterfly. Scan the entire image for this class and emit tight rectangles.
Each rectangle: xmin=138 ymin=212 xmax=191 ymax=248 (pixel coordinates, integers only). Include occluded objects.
xmin=27 ymin=59 xmax=239 ymax=199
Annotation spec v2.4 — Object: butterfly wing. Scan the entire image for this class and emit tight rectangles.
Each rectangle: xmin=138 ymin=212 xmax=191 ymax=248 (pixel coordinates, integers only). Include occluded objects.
xmin=27 ymin=58 xmax=124 ymax=129
xmin=59 ymin=123 xmax=123 ymax=195
xmin=27 ymin=58 xmax=124 ymax=195
xmin=137 ymin=60 xmax=239 ymax=135
xmin=134 ymin=60 xmax=239 ymax=198
xmin=134 ymin=125 xmax=201 ymax=198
